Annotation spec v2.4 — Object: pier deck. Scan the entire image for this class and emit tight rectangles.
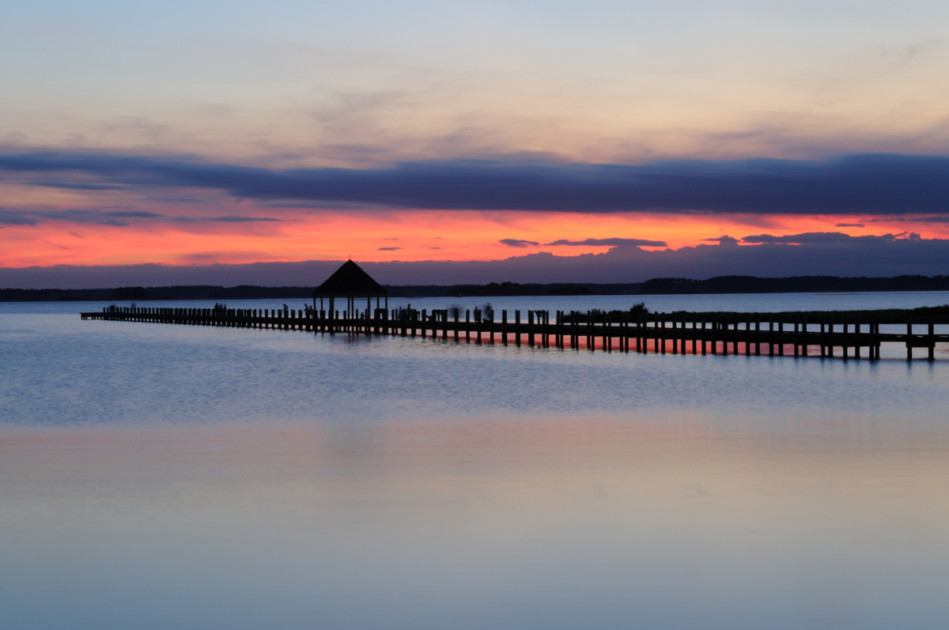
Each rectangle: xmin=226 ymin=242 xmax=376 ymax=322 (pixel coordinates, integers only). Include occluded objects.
xmin=81 ymin=304 xmax=949 ymax=361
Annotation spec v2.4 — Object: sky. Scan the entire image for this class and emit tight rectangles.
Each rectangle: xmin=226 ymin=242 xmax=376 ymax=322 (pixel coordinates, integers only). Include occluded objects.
xmin=3 ymin=1 xmax=949 ymax=288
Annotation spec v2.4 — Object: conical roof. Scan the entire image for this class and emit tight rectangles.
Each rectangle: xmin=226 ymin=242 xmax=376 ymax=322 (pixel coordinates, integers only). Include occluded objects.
xmin=314 ymin=260 xmax=387 ymax=297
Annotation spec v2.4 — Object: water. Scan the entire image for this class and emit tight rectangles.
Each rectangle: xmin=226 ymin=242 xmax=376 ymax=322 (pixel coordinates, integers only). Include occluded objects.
xmin=2 ymin=293 xmax=949 ymax=629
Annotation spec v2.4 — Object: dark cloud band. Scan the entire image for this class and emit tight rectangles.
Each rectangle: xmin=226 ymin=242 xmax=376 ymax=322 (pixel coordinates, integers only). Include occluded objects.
xmin=3 ymin=151 xmax=949 ymax=215
xmin=742 ymin=232 xmax=857 ymax=244
xmin=546 ymin=238 xmax=667 ymax=247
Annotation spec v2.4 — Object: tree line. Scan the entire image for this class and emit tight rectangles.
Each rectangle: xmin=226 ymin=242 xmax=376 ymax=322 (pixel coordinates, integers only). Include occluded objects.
xmin=3 ymin=274 xmax=949 ymax=302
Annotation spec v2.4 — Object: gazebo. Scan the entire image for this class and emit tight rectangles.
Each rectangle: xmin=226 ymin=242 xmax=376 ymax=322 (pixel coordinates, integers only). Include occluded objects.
xmin=313 ymin=259 xmax=388 ymax=318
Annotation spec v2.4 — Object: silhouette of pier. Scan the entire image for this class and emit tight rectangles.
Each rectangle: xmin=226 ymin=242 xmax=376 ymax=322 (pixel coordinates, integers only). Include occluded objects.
xmin=80 ymin=303 xmax=949 ymax=361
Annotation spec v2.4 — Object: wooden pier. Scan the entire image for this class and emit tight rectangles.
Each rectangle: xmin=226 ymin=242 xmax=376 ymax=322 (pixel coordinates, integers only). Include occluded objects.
xmin=80 ymin=304 xmax=949 ymax=361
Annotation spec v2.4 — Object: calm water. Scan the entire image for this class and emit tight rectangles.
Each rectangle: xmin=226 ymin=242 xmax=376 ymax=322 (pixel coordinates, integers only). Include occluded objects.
xmin=2 ymin=293 xmax=949 ymax=629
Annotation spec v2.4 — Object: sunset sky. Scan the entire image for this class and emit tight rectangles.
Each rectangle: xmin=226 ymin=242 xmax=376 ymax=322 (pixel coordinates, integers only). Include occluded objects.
xmin=3 ymin=1 xmax=949 ymax=287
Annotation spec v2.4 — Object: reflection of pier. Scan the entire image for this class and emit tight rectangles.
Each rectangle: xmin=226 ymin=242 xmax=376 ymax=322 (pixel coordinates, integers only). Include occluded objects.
xmin=80 ymin=304 xmax=949 ymax=361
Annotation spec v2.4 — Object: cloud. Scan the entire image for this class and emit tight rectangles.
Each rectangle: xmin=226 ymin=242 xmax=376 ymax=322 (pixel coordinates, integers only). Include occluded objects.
xmin=27 ymin=180 xmax=125 ymax=191
xmin=705 ymin=235 xmax=740 ymax=246
xmin=3 ymin=208 xmax=163 ymax=227
xmin=499 ymin=238 xmax=539 ymax=247
xmin=4 ymin=151 xmax=949 ymax=215
xmin=836 ymin=222 xmax=864 ymax=227
xmin=0 ymin=206 xmax=280 ymax=227
xmin=378 ymin=246 xmax=402 ymax=251
xmin=741 ymin=231 xmax=859 ymax=244
xmin=209 ymin=215 xmax=280 ymax=223
xmin=739 ymin=232 xmax=931 ymax=246
xmin=0 ymin=209 xmax=38 ymax=226
xmin=172 ymin=215 xmax=281 ymax=223
xmin=546 ymin=237 xmax=667 ymax=247
xmin=104 ymin=211 xmax=164 ymax=219
xmin=35 ymin=209 xmax=135 ymax=226
xmin=877 ymin=215 xmax=949 ymax=224
xmin=0 ymin=208 xmax=163 ymax=227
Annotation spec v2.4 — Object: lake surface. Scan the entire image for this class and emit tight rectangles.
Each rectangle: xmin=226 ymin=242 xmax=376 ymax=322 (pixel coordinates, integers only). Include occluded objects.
xmin=2 ymin=292 xmax=949 ymax=629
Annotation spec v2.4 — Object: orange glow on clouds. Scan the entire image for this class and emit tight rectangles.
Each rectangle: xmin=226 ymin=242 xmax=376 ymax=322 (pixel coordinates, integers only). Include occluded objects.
xmin=3 ymin=203 xmax=948 ymax=270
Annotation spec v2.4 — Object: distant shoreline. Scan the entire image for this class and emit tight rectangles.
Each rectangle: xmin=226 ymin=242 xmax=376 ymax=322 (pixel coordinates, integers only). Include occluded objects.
xmin=3 ymin=275 xmax=949 ymax=302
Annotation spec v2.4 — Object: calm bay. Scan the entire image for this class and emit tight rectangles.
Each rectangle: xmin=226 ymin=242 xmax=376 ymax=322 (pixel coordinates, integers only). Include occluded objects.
xmin=2 ymin=292 xmax=949 ymax=629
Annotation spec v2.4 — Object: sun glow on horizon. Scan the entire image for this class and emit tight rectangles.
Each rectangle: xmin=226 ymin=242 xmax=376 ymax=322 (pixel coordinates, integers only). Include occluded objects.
xmin=2 ymin=202 xmax=947 ymax=271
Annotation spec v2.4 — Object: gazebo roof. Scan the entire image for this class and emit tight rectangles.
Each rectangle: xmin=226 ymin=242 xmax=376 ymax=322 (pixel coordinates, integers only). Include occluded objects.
xmin=313 ymin=260 xmax=388 ymax=297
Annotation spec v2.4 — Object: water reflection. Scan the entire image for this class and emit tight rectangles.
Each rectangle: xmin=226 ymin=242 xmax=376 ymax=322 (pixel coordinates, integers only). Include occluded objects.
xmin=3 ymin=412 xmax=948 ymax=630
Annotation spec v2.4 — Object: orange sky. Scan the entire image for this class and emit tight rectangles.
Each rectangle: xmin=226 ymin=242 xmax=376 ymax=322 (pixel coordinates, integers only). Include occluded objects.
xmin=3 ymin=202 xmax=947 ymax=270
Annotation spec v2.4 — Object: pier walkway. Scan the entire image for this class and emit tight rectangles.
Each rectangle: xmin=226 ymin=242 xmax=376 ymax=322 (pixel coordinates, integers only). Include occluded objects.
xmin=81 ymin=304 xmax=949 ymax=361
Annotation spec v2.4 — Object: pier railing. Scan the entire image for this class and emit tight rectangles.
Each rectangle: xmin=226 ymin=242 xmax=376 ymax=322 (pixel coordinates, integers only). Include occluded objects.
xmin=80 ymin=304 xmax=949 ymax=361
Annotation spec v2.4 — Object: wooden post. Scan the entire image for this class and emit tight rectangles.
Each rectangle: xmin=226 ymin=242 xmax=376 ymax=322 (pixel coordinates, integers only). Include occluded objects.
xmin=588 ymin=311 xmax=594 ymax=351
xmin=544 ymin=311 xmax=550 ymax=348
xmin=842 ymin=322 xmax=850 ymax=361
xmin=538 ymin=311 xmax=544 ymax=348
xmin=605 ymin=312 xmax=611 ymax=352
xmin=562 ymin=311 xmax=569 ymax=349
xmin=659 ymin=315 xmax=666 ymax=354
xmin=636 ymin=312 xmax=643 ymax=353
xmin=557 ymin=311 xmax=564 ymax=349
xmin=874 ymin=321 xmax=880 ymax=360
xmin=906 ymin=322 xmax=912 ymax=361
xmin=751 ymin=319 xmax=758 ymax=356
xmin=927 ymin=321 xmax=935 ymax=361
xmin=678 ymin=316 xmax=686 ymax=355
xmin=554 ymin=311 xmax=560 ymax=348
